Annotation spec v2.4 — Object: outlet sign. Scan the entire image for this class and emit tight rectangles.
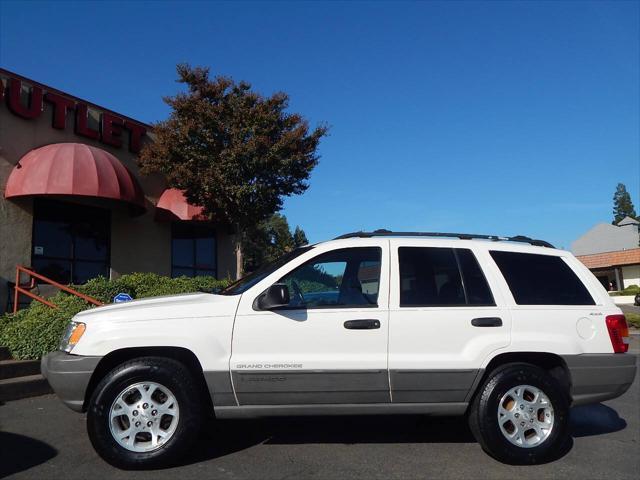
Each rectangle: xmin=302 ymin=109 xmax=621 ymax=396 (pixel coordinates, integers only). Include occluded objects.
xmin=0 ymin=73 xmax=147 ymax=153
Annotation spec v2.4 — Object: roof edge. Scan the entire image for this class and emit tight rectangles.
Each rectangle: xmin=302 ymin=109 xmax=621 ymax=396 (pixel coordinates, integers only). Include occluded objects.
xmin=0 ymin=67 xmax=153 ymax=130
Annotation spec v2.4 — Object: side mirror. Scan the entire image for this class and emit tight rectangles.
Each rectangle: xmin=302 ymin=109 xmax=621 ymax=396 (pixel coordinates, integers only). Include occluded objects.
xmin=255 ymin=283 xmax=290 ymax=310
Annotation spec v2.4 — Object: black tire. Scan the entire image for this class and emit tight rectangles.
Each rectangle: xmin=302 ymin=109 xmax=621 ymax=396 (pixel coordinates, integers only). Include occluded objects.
xmin=87 ymin=356 xmax=203 ymax=469
xmin=467 ymin=363 xmax=569 ymax=465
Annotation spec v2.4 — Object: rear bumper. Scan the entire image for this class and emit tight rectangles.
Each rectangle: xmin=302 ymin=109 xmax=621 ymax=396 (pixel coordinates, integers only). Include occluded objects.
xmin=41 ymin=351 xmax=102 ymax=412
xmin=563 ymin=353 xmax=637 ymax=406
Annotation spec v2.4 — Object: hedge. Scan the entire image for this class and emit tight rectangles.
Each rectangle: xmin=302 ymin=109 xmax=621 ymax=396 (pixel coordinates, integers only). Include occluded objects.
xmin=609 ymin=284 xmax=640 ymax=296
xmin=0 ymin=273 xmax=230 ymax=360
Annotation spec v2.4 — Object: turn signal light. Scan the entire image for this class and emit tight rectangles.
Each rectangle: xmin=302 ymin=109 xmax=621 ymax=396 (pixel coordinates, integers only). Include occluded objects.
xmin=606 ymin=315 xmax=629 ymax=353
xmin=68 ymin=323 xmax=86 ymax=346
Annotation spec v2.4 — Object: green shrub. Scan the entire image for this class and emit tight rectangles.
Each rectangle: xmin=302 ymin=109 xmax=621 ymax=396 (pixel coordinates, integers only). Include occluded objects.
xmin=625 ymin=312 xmax=640 ymax=329
xmin=76 ymin=273 xmax=229 ymax=303
xmin=0 ymin=293 xmax=87 ymax=360
xmin=0 ymin=274 xmax=230 ymax=360
xmin=608 ymin=284 xmax=640 ymax=296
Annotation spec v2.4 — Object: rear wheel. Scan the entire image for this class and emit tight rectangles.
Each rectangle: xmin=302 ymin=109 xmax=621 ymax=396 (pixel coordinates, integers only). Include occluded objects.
xmin=468 ymin=363 xmax=569 ymax=464
xmin=87 ymin=357 xmax=202 ymax=469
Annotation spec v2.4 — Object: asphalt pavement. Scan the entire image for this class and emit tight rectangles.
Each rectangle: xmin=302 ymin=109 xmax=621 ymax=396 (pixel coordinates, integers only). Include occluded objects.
xmin=1 ymin=337 xmax=638 ymax=480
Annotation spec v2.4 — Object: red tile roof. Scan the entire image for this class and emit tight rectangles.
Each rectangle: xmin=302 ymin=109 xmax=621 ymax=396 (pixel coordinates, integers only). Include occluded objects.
xmin=576 ymin=248 xmax=640 ymax=269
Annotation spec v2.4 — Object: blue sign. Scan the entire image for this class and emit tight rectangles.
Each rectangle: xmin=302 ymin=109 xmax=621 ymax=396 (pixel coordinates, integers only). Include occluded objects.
xmin=113 ymin=292 xmax=133 ymax=303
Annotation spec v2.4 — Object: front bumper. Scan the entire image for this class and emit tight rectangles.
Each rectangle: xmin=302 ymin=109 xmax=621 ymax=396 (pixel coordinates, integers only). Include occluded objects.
xmin=563 ymin=353 xmax=637 ymax=406
xmin=41 ymin=351 xmax=102 ymax=412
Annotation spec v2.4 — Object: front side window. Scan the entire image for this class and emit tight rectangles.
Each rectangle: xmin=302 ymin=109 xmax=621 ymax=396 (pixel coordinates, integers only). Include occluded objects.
xmin=490 ymin=251 xmax=595 ymax=305
xmin=278 ymin=247 xmax=381 ymax=308
xmin=399 ymin=247 xmax=494 ymax=307
xmin=171 ymin=223 xmax=216 ymax=277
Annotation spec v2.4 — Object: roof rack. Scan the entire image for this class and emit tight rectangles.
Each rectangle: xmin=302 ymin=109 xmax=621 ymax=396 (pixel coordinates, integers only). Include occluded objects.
xmin=334 ymin=229 xmax=555 ymax=248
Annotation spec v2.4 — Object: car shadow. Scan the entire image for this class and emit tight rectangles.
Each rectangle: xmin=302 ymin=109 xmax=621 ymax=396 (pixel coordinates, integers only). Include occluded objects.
xmin=0 ymin=431 xmax=58 ymax=477
xmin=569 ymin=403 xmax=627 ymax=437
xmin=173 ymin=402 xmax=629 ymax=468
xmin=175 ymin=414 xmax=477 ymax=468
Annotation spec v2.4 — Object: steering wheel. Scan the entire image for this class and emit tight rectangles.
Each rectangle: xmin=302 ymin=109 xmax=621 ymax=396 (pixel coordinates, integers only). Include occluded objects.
xmin=291 ymin=280 xmax=305 ymax=305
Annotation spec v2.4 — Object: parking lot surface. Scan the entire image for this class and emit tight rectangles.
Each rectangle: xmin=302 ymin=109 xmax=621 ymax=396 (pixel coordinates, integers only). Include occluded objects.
xmin=1 ymin=336 xmax=638 ymax=480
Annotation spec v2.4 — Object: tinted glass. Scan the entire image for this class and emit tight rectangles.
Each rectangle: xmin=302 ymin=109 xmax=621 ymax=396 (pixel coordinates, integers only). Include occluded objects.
xmin=195 ymin=237 xmax=215 ymax=268
xmin=32 ymin=258 xmax=71 ymax=284
xmin=32 ymin=199 xmax=110 ymax=285
xmin=279 ymin=247 xmax=381 ymax=308
xmin=457 ymin=249 xmax=495 ymax=305
xmin=73 ymin=261 xmax=109 ymax=284
xmin=171 ymin=223 xmax=216 ymax=277
xmin=73 ymin=221 xmax=109 ymax=260
xmin=399 ymin=247 xmax=464 ymax=306
xmin=490 ymin=251 xmax=595 ymax=305
xmin=172 ymin=238 xmax=193 ymax=267
xmin=32 ymin=221 xmax=72 ymax=259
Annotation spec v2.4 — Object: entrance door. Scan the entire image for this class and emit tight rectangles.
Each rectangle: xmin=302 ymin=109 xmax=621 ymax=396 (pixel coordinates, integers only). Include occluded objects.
xmin=230 ymin=244 xmax=390 ymax=405
xmin=32 ymin=199 xmax=110 ymax=284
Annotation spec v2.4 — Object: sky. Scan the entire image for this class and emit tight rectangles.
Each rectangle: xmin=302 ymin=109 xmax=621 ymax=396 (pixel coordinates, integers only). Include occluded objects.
xmin=0 ymin=0 xmax=638 ymax=249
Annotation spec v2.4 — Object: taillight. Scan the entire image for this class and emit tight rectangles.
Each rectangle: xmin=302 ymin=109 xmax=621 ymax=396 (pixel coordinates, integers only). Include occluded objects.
xmin=606 ymin=315 xmax=630 ymax=353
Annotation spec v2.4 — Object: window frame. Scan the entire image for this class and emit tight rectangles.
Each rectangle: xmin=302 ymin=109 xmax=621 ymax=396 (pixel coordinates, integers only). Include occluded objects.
xmin=170 ymin=222 xmax=217 ymax=278
xmin=398 ymin=246 xmax=496 ymax=308
xmin=264 ymin=246 xmax=384 ymax=311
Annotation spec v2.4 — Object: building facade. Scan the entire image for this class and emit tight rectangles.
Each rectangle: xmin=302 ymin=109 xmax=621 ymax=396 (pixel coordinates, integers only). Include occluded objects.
xmin=0 ymin=69 xmax=240 ymax=313
xmin=572 ymin=216 xmax=640 ymax=290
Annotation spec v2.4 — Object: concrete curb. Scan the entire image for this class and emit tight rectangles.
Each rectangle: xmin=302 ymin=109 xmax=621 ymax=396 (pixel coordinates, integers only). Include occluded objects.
xmin=0 ymin=374 xmax=52 ymax=402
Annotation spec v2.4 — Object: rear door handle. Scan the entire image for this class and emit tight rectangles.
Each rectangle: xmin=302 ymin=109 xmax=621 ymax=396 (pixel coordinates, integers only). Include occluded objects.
xmin=344 ymin=319 xmax=380 ymax=330
xmin=471 ymin=317 xmax=503 ymax=327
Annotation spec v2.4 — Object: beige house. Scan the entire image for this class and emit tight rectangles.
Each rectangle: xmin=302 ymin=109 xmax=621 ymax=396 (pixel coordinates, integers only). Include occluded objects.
xmin=572 ymin=217 xmax=640 ymax=290
xmin=0 ymin=69 xmax=240 ymax=313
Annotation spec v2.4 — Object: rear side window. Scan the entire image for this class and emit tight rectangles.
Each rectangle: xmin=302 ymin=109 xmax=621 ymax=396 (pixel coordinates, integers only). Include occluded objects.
xmin=490 ymin=251 xmax=594 ymax=305
xmin=399 ymin=247 xmax=494 ymax=307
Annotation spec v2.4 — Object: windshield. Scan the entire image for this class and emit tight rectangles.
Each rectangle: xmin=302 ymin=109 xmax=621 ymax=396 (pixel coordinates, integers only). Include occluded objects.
xmin=219 ymin=245 xmax=314 ymax=295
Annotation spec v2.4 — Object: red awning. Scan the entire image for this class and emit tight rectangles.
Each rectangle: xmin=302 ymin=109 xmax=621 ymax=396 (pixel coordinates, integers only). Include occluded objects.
xmin=4 ymin=143 xmax=146 ymax=211
xmin=155 ymin=188 xmax=206 ymax=221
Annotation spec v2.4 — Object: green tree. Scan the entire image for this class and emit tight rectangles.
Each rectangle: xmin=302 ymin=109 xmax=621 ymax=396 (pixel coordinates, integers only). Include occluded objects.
xmin=242 ymin=213 xmax=304 ymax=273
xmin=293 ymin=225 xmax=309 ymax=247
xmin=139 ymin=64 xmax=328 ymax=260
xmin=612 ymin=183 xmax=638 ymax=224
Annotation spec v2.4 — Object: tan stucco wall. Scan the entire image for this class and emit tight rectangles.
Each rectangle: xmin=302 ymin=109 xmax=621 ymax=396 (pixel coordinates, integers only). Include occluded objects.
xmin=0 ymin=74 xmax=239 ymax=313
xmin=622 ymin=265 xmax=640 ymax=289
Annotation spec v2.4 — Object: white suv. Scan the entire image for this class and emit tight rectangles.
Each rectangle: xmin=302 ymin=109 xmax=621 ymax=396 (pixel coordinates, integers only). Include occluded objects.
xmin=42 ymin=231 xmax=636 ymax=468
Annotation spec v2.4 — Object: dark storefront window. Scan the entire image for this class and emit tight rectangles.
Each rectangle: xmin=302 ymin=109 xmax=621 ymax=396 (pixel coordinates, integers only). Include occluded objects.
xmin=32 ymin=199 xmax=110 ymax=284
xmin=171 ymin=223 xmax=217 ymax=277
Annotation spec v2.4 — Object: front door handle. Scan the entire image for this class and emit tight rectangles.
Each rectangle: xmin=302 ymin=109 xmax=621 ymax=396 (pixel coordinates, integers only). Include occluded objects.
xmin=344 ymin=319 xmax=380 ymax=329
xmin=471 ymin=317 xmax=503 ymax=327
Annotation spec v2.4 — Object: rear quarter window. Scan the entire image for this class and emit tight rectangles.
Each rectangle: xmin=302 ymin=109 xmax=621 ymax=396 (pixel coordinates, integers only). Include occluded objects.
xmin=490 ymin=251 xmax=595 ymax=305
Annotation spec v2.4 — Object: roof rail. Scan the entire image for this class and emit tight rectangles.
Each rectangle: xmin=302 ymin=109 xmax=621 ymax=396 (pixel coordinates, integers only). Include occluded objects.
xmin=334 ymin=229 xmax=555 ymax=248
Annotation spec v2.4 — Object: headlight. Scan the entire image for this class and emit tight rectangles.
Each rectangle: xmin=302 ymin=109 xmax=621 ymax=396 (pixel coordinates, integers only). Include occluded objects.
xmin=59 ymin=321 xmax=86 ymax=352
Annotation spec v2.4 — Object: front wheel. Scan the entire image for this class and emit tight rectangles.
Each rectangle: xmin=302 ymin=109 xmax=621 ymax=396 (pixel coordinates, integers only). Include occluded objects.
xmin=468 ymin=363 xmax=569 ymax=464
xmin=87 ymin=357 xmax=203 ymax=469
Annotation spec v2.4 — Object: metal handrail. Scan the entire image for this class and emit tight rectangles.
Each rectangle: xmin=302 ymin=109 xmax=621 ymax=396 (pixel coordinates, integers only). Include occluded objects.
xmin=13 ymin=265 xmax=103 ymax=313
